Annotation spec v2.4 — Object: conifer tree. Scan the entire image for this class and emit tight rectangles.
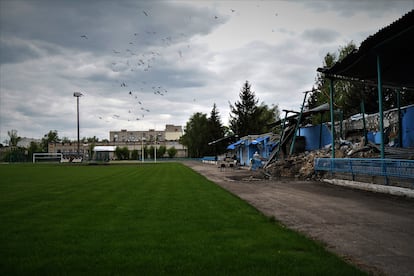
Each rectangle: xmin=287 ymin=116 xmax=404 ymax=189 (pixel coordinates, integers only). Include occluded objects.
xmin=229 ymin=81 xmax=279 ymax=136
xmin=207 ymin=103 xmax=226 ymax=155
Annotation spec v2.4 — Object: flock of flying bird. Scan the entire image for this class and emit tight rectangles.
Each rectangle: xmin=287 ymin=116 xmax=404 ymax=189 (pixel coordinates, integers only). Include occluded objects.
xmin=79 ymin=5 xmax=279 ymax=125
xmin=79 ymin=8 xmax=209 ymax=124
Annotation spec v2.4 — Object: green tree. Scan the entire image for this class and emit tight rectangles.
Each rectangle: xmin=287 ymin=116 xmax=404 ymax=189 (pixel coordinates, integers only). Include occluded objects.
xmin=148 ymin=146 xmax=154 ymax=159
xmin=157 ymin=145 xmax=166 ymax=158
xmin=229 ymin=81 xmax=258 ymax=137
xmin=207 ymin=103 xmax=226 ymax=156
xmin=115 ymin=146 xmax=129 ymax=160
xmin=229 ymin=81 xmax=279 ymax=136
xmin=28 ymin=141 xmax=42 ymax=161
xmin=180 ymin=112 xmax=210 ymax=158
xmin=41 ymin=130 xmax=60 ymax=152
xmin=7 ymin=129 xmax=21 ymax=147
xmin=167 ymin=146 xmax=177 ymax=158
xmin=256 ymin=103 xmax=281 ymax=133
xmin=142 ymin=145 xmax=149 ymax=159
xmin=61 ymin=137 xmax=71 ymax=143
xmin=131 ymin=149 xmax=139 ymax=160
xmin=85 ymin=136 xmax=99 ymax=143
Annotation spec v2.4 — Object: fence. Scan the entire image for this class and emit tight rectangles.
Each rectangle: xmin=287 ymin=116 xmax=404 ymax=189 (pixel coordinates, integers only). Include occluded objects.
xmin=314 ymin=158 xmax=414 ymax=180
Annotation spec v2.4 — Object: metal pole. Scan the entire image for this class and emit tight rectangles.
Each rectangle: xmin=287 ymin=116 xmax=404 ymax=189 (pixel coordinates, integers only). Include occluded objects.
xmin=397 ymin=89 xmax=402 ymax=147
xmin=141 ymin=136 xmax=144 ymax=163
xmin=154 ymin=133 xmax=157 ymax=163
xmin=339 ymin=110 xmax=343 ymax=140
xmin=377 ymin=55 xmax=385 ymax=159
xmin=377 ymin=55 xmax=388 ymax=184
xmin=289 ymin=91 xmax=309 ymax=155
xmin=77 ymin=96 xmax=80 ymax=156
xmin=329 ymin=79 xmax=335 ymax=158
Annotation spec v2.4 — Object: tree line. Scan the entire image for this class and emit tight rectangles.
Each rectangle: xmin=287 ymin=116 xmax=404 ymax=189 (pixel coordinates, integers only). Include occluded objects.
xmin=180 ymin=81 xmax=280 ymax=158
xmin=114 ymin=145 xmax=177 ymax=160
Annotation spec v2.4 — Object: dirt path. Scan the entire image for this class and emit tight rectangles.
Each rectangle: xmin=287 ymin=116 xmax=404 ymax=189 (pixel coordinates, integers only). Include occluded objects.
xmin=183 ymin=161 xmax=414 ymax=276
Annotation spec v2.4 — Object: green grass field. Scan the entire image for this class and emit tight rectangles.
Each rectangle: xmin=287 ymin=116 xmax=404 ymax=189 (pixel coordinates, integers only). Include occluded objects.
xmin=0 ymin=163 xmax=365 ymax=275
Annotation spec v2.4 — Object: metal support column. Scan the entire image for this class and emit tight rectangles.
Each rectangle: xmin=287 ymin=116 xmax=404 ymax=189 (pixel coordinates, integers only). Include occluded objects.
xmin=377 ymin=55 xmax=385 ymax=159
xmin=377 ymin=55 xmax=388 ymax=184
xmin=397 ymin=89 xmax=402 ymax=147
xmin=289 ymin=91 xmax=309 ymax=155
xmin=339 ymin=110 xmax=343 ymax=140
xmin=329 ymin=79 xmax=335 ymax=158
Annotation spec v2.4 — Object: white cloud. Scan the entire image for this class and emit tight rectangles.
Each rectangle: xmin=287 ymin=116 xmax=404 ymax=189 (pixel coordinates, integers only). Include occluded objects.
xmin=1 ymin=0 xmax=412 ymax=143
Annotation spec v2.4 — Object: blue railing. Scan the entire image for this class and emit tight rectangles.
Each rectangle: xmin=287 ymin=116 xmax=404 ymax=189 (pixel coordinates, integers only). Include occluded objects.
xmin=201 ymin=156 xmax=216 ymax=162
xmin=314 ymin=158 xmax=414 ymax=179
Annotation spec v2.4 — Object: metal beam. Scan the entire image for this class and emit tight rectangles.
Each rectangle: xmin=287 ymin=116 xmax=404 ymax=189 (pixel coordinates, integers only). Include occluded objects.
xmin=289 ymin=91 xmax=309 ymax=155
xmin=397 ymin=89 xmax=403 ymax=147
xmin=329 ymin=79 xmax=335 ymax=158
xmin=377 ymin=55 xmax=385 ymax=159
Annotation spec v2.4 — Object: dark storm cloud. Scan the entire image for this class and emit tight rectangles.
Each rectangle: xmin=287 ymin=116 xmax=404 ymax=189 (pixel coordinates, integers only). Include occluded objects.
xmin=298 ymin=0 xmax=413 ymax=17
xmin=0 ymin=0 xmax=223 ymax=58
xmin=0 ymin=38 xmax=40 ymax=64
xmin=301 ymin=28 xmax=340 ymax=44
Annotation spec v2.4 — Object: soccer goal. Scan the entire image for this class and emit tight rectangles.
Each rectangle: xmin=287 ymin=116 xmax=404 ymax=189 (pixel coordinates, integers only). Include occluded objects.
xmin=32 ymin=152 xmax=63 ymax=163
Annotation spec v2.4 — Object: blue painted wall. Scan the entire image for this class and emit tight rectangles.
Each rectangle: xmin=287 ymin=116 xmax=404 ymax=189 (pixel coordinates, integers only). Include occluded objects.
xmin=402 ymin=106 xmax=414 ymax=148
xmin=297 ymin=124 xmax=332 ymax=151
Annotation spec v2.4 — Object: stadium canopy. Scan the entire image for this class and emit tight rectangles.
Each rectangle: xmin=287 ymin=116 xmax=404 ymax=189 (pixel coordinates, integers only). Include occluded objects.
xmin=317 ymin=10 xmax=414 ymax=159
xmin=318 ymin=10 xmax=414 ymax=88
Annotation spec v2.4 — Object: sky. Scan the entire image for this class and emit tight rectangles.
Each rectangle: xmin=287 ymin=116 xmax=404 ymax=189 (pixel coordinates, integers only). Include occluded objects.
xmin=1 ymin=0 xmax=413 ymax=144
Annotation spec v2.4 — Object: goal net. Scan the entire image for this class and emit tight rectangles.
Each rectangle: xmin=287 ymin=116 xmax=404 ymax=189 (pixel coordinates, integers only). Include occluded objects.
xmin=33 ymin=153 xmax=63 ymax=163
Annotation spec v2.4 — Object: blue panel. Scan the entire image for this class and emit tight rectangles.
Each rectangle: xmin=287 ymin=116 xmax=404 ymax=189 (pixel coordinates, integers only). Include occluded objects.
xmin=298 ymin=124 xmax=332 ymax=151
xmin=402 ymin=106 xmax=414 ymax=148
xmin=374 ymin=132 xmax=382 ymax=144
xmin=367 ymin=132 xmax=375 ymax=143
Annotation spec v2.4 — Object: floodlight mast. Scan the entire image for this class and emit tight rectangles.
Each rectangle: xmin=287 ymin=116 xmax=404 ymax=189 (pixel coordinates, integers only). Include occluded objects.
xmin=73 ymin=92 xmax=83 ymax=156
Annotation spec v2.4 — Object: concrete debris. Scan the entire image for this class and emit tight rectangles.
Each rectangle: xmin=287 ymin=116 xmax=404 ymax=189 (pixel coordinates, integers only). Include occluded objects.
xmin=267 ymin=138 xmax=380 ymax=180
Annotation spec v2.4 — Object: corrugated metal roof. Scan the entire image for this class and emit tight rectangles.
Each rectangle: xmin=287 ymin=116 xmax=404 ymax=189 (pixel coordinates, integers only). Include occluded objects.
xmin=320 ymin=10 xmax=414 ymax=88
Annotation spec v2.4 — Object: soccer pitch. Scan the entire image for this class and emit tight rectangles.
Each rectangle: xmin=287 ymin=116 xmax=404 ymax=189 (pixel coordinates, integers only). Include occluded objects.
xmin=0 ymin=163 xmax=365 ymax=275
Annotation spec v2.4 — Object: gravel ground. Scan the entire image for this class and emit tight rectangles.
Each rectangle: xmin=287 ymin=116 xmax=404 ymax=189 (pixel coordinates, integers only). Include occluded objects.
xmin=183 ymin=161 xmax=414 ymax=276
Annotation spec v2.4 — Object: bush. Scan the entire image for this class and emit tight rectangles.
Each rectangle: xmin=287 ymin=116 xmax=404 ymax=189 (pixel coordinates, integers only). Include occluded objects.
xmin=167 ymin=147 xmax=177 ymax=158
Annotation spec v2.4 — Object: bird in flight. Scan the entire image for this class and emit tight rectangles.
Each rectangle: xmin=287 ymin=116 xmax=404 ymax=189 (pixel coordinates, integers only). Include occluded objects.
xmin=80 ymin=35 xmax=88 ymax=39
xmin=143 ymin=11 xmax=148 ymax=16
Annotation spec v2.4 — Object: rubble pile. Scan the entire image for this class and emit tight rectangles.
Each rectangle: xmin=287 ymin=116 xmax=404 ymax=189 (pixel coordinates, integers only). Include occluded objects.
xmin=267 ymin=138 xmax=381 ymax=180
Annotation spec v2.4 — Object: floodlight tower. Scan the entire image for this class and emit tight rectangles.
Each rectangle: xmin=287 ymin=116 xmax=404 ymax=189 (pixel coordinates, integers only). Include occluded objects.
xmin=73 ymin=92 xmax=83 ymax=156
